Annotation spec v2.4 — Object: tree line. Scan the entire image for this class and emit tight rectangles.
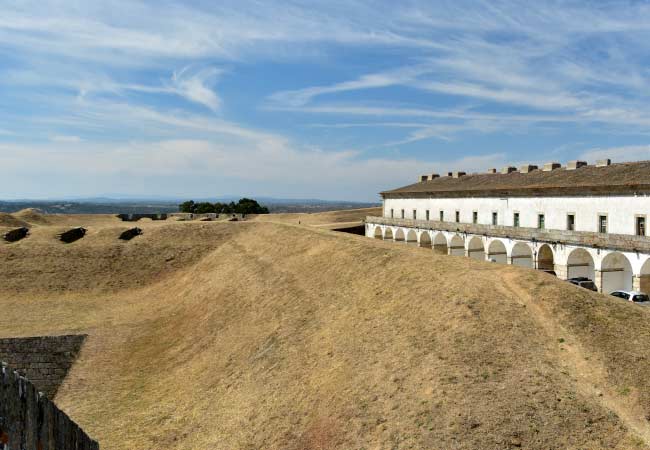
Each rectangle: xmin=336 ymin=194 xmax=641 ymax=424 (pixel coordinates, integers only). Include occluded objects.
xmin=179 ymin=198 xmax=269 ymax=215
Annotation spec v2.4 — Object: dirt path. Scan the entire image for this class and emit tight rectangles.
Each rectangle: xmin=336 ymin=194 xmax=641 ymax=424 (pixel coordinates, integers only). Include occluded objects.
xmin=500 ymin=270 xmax=650 ymax=447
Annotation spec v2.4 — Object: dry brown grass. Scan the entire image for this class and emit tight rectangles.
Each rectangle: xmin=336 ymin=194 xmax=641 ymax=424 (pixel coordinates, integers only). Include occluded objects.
xmin=1 ymin=209 xmax=650 ymax=449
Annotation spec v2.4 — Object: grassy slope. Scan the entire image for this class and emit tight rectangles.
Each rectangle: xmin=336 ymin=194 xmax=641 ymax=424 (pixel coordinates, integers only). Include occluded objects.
xmin=0 ymin=211 xmax=650 ymax=449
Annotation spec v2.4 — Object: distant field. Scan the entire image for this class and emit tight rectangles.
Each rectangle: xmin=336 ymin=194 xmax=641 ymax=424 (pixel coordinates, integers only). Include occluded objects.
xmin=1 ymin=208 xmax=650 ymax=449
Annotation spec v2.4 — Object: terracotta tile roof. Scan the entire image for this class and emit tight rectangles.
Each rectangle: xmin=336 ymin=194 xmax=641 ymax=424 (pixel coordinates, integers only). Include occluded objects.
xmin=381 ymin=161 xmax=650 ymax=197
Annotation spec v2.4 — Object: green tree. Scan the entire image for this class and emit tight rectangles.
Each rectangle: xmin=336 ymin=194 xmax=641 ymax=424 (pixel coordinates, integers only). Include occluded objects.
xmin=179 ymin=200 xmax=196 ymax=213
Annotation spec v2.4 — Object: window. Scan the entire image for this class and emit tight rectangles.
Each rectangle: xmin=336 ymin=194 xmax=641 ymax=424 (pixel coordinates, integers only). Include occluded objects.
xmin=567 ymin=214 xmax=575 ymax=231
xmin=401 ymin=209 xmax=405 ymax=219
xmin=513 ymin=212 xmax=520 ymax=227
xmin=538 ymin=214 xmax=545 ymax=229
xmin=598 ymin=215 xmax=607 ymax=233
xmin=390 ymin=209 xmax=394 ymax=218
xmin=455 ymin=211 xmax=460 ymax=223
xmin=472 ymin=211 xmax=478 ymax=224
xmin=439 ymin=210 xmax=444 ymax=221
xmin=412 ymin=209 xmax=417 ymax=220
xmin=492 ymin=212 xmax=498 ymax=226
xmin=637 ymin=216 xmax=646 ymax=236
xmin=425 ymin=210 xmax=430 ymax=221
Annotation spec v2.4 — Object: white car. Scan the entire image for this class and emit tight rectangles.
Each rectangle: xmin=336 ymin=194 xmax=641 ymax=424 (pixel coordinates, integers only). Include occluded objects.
xmin=610 ymin=290 xmax=650 ymax=304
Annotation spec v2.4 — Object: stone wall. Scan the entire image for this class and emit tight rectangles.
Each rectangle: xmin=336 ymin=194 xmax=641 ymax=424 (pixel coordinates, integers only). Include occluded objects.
xmin=0 ymin=335 xmax=86 ymax=398
xmin=0 ymin=362 xmax=99 ymax=450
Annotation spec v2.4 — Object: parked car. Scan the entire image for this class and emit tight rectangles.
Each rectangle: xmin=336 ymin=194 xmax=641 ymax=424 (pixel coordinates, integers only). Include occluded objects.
xmin=567 ymin=277 xmax=598 ymax=291
xmin=610 ymin=290 xmax=650 ymax=304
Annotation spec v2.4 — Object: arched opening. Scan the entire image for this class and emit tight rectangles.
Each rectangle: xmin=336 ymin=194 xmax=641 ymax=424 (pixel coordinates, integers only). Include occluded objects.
xmin=638 ymin=258 xmax=650 ymax=293
xmin=449 ymin=234 xmax=465 ymax=256
xmin=373 ymin=226 xmax=383 ymax=239
xmin=419 ymin=231 xmax=432 ymax=248
xmin=406 ymin=229 xmax=418 ymax=246
xmin=511 ymin=242 xmax=533 ymax=268
xmin=601 ymin=252 xmax=633 ymax=294
xmin=433 ymin=233 xmax=448 ymax=255
xmin=566 ymin=248 xmax=595 ymax=281
xmin=487 ymin=240 xmax=507 ymax=264
xmin=467 ymin=236 xmax=485 ymax=261
xmin=394 ymin=228 xmax=405 ymax=242
xmin=537 ymin=244 xmax=555 ymax=271
xmin=384 ymin=228 xmax=393 ymax=241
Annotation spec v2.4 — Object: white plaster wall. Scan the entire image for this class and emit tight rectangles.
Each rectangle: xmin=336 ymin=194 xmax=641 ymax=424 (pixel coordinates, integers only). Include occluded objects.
xmin=383 ymin=194 xmax=650 ymax=235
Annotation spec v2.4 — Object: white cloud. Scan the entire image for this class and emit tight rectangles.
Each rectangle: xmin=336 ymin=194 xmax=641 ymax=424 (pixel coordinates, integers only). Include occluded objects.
xmin=170 ymin=66 xmax=222 ymax=111
xmin=579 ymin=145 xmax=650 ymax=163
xmin=50 ymin=135 xmax=82 ymax=143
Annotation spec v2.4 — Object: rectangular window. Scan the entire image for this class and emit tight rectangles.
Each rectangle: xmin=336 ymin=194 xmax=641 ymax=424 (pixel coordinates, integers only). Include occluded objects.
xmin=426 ymin=210 xmax=430 ymax=221
xmin=472 ymin=211 xmax=478 ymax=224
xmin=599 ymin=215 xmax=607 ymax=233
xmin=455 ymin=211 xmax=460 ymax=223
xmin=390 ymin=209 xmax=394 ymax=218
xmin=412 ymin=209 xmax=417 ymax=220
xmin=637 ymin=216 xmax=646 ymax=236
xmin=439 ymin=210 xmax=444 ymax=221
xmin=513 ymin=212 xmax=520 ymax=227
xmin=492 ymin=212 xmax=498 ymax=226
xmin=401 ymin=209 xmax=405 ymax=219
xmin=538 ymin=214 xmax=545 ymax=229
xmin=567 ymin=214 xmax=575 ymax=231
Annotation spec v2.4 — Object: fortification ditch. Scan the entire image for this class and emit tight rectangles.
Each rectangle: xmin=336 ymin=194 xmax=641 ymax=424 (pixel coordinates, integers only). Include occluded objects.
xmin=0 ymin=362 xmax=99 ymax=450
xmin=0 ymin=335 xmax=86 ymax=398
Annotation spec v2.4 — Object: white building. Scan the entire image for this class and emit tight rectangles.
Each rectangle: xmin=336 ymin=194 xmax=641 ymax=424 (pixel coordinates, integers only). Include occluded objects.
xmin=365 ymin=159 xmax=650 ymax=294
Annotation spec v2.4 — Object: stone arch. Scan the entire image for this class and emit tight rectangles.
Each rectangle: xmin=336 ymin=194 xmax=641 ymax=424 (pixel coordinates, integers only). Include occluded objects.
xmin=406 ymin=229 xmax=418 ymax=245
xmin=600 ymin=252 xmax=633 ymax=294
xmin=419 ymin=231 xmax=432 ymax=248
xmin=467 ymin=236 xmax=485 ymax=261
xmin=449 ymin=234 xmax=465 ymax=256
xmin=566 ymin=248 xmax=595 ymax=281
xmin=373 ymin=226 xmax=383 ymax=239
xmin=394 ymin=228 xmax=405 ymax=242
xmin=487 ymin=239 xmax=507 ymax=264
xmin=433 ymin=232 xmax=448 ymax=255
xmin=537 ymin=244 xmax=555 ymax=271
xmin=638 ymin=258 xmax=650 ymax=293
xmin=384 ymin=227 xmax=393 ymax=241
xmin=511 ymin=242 xmax=533 ymax=268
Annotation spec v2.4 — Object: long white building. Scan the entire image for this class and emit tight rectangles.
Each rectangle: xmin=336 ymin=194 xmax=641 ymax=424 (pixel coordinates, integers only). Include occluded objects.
xmin=365 ymin=159 xmax=650 ymax=295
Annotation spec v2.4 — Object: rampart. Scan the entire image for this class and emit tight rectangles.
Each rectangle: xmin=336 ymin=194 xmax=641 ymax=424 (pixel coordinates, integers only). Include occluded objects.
xmin=0 ymin=362 xmax=99 ymax=449
xmin=0 ymin=335 xmax=86 ymax=399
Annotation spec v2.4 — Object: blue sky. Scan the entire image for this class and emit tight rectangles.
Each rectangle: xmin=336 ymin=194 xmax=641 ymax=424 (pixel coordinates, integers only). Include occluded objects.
xmin=2 ymin=0 xmax=650 ymax=201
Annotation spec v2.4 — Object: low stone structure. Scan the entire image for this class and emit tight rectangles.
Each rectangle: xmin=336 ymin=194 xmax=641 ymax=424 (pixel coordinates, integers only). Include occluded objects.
xmin=2 ymin=227 xmax=29 ymax=243
xmin=116 ymin=213 xmax=168 ymax=222
xmin=0 ymin=335 xmax=86 ymax=398
xmin=58 ymin=227 xmax=87 ymax=244
xmin=118 ymin=227 xmax=143 ymax=241
xmin=0 ymin=362 xmax=99 ymax=449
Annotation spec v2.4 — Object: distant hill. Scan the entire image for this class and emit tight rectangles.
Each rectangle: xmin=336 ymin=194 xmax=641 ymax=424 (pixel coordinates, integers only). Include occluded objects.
xmin=0 ymin=199 xmax=380 ymax=215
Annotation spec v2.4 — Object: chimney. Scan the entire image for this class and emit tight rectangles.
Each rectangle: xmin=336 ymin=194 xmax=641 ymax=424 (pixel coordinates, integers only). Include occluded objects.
xmin=519 ymin=164 xmax=538 ymax=173
xmin=543 ymin=162 xmax=561 ymax=172
xmin=501 ymin=166 xmax=517 ymax=174
xmin=452 ymin=171 xmax=466 ymax=178
xmin=487 ymin=168 xmax=497 ymax=174
xmin=566 ymin=160 xmax=587 ymax=170
xmin=596 ymin=158 xmax=611 ymax=167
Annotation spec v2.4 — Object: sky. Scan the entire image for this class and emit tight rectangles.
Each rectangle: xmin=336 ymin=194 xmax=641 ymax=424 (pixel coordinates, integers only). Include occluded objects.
xmin=2 ymin=1 xmax=650 ymax=201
